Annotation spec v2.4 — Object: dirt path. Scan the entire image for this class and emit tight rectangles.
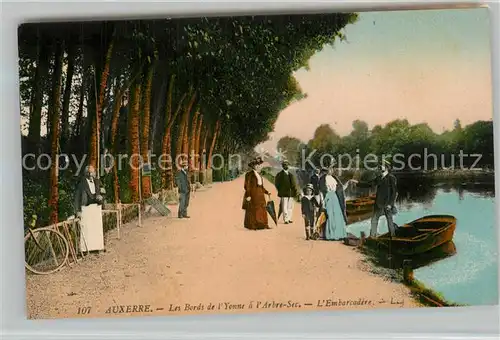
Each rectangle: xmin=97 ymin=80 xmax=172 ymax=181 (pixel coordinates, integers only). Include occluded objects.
xmin=26 ymin=176 xmax=418 ymax=319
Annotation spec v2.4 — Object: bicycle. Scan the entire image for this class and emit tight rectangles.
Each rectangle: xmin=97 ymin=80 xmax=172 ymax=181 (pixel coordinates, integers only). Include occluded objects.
xmin=24 ymin=215 xmax=70 ymax=275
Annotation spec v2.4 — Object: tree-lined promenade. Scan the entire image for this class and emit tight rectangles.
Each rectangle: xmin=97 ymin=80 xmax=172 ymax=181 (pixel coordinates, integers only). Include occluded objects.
xmin=18 ymin=14 xmax=358 ymax=227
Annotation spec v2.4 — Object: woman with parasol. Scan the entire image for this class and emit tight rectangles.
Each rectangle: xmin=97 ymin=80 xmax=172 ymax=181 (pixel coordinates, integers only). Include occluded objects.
xmin=242 ymin=157 xmax=273 ymax=230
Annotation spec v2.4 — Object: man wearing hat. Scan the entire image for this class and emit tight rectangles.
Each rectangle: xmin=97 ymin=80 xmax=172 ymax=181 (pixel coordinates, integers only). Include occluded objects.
xmin=274 ymin=159 xmax=299 ymax=224
xmin=318 ymin=167 xmax=330 ymax=200
xmin=369 ymin=158 xmax=398 ymax=237
xmin=301 ymin=183 xmax=321 ymax=240
xmin=175 ymin=159 xmax=191 ymax=218
xmin=309 ymin=167 xmax=321 ymax=196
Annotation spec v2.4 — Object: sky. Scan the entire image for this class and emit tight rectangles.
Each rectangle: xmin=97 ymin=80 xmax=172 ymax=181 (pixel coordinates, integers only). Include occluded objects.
xmin=258 ymin=7 xmax=493 ymax=153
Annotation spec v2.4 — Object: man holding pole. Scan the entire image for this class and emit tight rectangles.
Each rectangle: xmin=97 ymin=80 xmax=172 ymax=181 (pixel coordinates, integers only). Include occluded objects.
xmin=368 ymin=159 xmax=398 ymax=238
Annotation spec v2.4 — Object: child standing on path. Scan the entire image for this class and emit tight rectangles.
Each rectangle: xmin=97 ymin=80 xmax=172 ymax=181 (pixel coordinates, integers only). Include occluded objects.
xmin=301 ymin=184 xmax=321 ymax=240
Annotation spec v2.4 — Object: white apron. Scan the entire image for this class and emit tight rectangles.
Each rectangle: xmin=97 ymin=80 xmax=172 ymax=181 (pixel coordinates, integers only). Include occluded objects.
xmin=79 ymin=203 xmax=104 ymax=252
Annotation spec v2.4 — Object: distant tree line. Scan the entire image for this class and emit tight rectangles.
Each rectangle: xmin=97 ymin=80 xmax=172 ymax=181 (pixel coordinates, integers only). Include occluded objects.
xmin=277 ymin=118 xmax=494 ymax=171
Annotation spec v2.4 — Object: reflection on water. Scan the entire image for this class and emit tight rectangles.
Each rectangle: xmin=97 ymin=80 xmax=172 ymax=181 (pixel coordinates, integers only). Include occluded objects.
xmin=361 ymin=240 xmax=457 ymax=270
xmin=347 ymin=179 xmax=498 ymax=306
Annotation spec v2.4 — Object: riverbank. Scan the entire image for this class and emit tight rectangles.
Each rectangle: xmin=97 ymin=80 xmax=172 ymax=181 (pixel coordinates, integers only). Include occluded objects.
xmin=356 ymin=245 xmax=463 ymax=308
xmin=261 ymin=166 xmax=467 ymax=308
xmin=405 ymin=279 xmax=463 ymax=307
xmin=410 ymin=169 xmax=494 ymax=181
xmin=357 ymin=237 xmax=469 ymax=308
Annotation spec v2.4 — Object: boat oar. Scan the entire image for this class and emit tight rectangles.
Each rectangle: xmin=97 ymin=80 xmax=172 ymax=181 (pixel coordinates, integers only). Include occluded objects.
xmin=387 ymin=210 xmax=394 ymax=267
xmin=388 ymin=233 xmax=393 ymax=267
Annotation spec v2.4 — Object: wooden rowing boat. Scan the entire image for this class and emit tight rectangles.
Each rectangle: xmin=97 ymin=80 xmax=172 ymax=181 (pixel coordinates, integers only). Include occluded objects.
xmin=346 ymin=194 xmax=375 ymax=214
xmin=365 ymin=215 xmax=457 ymax=256
xmin=347 ymin=210 xmax=372 ymax=225
xmin=360 ymin=240 xmax=457 ymax=270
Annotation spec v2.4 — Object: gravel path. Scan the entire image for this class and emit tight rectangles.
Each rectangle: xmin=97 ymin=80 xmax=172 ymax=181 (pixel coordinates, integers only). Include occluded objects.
xmin=26 ymin=176 xmax=419 ymax=319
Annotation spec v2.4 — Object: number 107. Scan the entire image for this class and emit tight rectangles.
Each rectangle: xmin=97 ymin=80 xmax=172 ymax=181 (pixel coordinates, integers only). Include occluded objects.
xmin=77 ymin=307 xmax=92 ymax=314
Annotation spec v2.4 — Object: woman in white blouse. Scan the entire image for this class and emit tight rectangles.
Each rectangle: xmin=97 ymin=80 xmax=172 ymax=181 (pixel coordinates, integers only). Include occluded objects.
xmin=322 ymin=168 xmax=358 ymax=240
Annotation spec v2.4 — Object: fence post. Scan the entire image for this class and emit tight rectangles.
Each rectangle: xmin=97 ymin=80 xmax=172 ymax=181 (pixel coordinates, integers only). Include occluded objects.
xmin=137 ymin=203 xmax=142 ymax=227
xmin=403 ymin=259 xmax=414 ymax=284
xmin=359 ymin=231 xmax=366 ymax=247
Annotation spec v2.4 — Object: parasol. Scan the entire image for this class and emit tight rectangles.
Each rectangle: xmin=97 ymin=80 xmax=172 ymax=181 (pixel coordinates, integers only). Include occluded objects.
xmin=266 ymin=195 xmax=278 ymax=226
xmin=313 ymin=211 xmax=327 ymax=239
xmin=316 ymin=211 xmax=327 ymax=228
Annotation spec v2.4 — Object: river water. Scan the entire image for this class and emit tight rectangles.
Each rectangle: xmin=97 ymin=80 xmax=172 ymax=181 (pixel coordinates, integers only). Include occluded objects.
xmin=347 ymin=179 xmax=498 ymax=306
xmin=268 ymin=167 xmax=498 ymax=305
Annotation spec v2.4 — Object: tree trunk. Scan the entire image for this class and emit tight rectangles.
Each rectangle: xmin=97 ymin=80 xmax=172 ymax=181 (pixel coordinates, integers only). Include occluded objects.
xmin=201 ymin=127 xmax=208 ymax=166
xmin=189 ymin=112 xmax=199 ymax=158
xmin=128 ymin=81 xmax=141 ymax=203
xmin=48 ymin=42 xmax=64 ymax=225
xmin=195 ymin=115 xmax=203 ymax=155
xmin=28 ymin=80 xmax=35 ymax=121
xmin=28 ymin=37 xmax=49 ymax=154
xmin=73 ymin=68 xmax=86 ymax=140
xmin=199 ymin=127 xmax=209 ymax=184
xmin=140 ymin=61 xmax=155 ymax=198
xmin=175 ymin=113 xmax=186 ymax=162
xmin=161 ymin=75 xmax=175 ymax=190
xmin=110 ymin=69 xmax=143 ymax=203
xmin=150 ymin=78 xmax=167 ymax=153
xmin=162 ymin=132 xmax=173 ymax=189
xmin=60 ymin=42 xmax=76 ymax=147
xmin=112 ymin=158 xmax=121 ymax=204
xmin=175 ymin=92 xmax=196 ymax=166
xmin=180 ymin=123 xmax=189 ymax=180
xmin=102 ymin=77 xmax=117 ymax=148
xmin=161 ymin=75 xmax=185 ymax=190
xmin=194 ymin=114 xmax=203 ymax=173
xmin=207 ymin=119 xmax=221 ymax=169
xmin=189 ymin=110 xmax=200 ymax=175
xmin=182 ymin=120 xmax=189 ymax=156
xmin=110 ymin=84 xmax=123 ymax=204
xmin=88 ymin=35 xmax=115 ymax=170
xmin=164 ymin=97 xmax=186 ymax=190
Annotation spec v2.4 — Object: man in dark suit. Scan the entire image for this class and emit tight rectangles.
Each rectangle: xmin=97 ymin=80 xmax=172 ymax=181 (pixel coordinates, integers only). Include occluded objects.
xmin=309 ymin=167 xmax=321 ymax=196
xmin=309 ymin=167 xmax=323 ymax=219
xmin=370 ymin=159 xmax=398 ymax=237
xmin=175 ymin=160 xmax=191 ymax=218
xmin=274 ymin=160 xmax=299 ymax=224
xmin=318 ymin=167 xmax=329 ymax=199
xmin=74 ymin=165 xmax=104 ymax=217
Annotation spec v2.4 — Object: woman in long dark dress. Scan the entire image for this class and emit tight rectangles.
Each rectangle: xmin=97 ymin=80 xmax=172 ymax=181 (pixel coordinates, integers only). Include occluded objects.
xmin=243 ymin=157 xmax=271 ymax=230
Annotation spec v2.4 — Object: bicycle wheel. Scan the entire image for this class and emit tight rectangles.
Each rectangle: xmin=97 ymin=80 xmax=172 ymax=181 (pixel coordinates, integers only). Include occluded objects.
xmin=24 ymin=227 xmax=69 ymax=275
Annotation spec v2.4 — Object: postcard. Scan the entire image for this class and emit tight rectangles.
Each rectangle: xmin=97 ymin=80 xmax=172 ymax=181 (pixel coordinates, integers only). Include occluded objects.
xmin=19 ymin=7 xmax=497 ymax=320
